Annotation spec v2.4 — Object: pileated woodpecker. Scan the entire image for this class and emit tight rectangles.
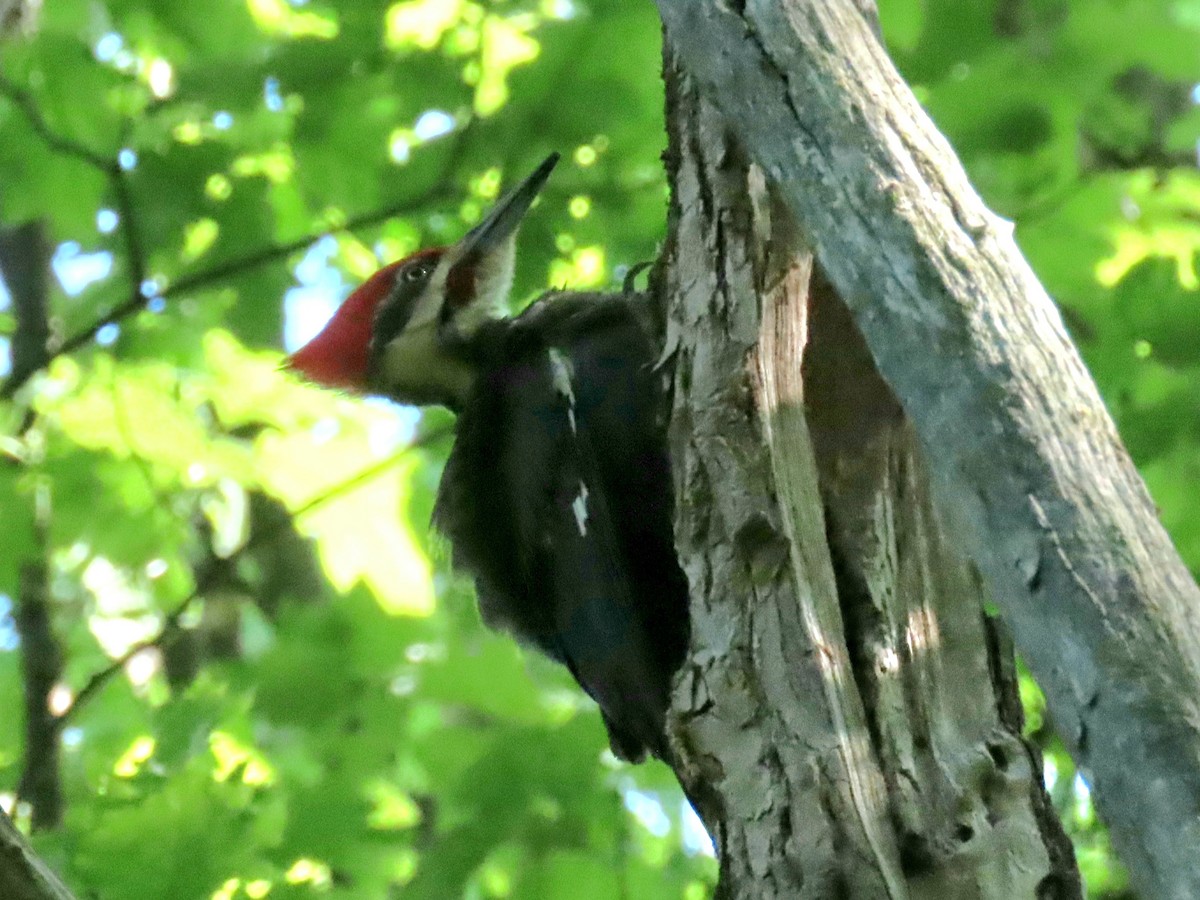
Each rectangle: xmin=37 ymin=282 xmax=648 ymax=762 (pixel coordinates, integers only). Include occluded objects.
xmin=289 ymin=154 xmax=689 ymax=761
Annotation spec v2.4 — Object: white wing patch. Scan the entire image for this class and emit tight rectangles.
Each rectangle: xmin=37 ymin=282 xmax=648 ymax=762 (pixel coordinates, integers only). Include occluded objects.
xmin=572 ymin=481 xmax=591 ymax=536
xmin=547 ymin=347 xmax=577 ymax=434
xmin=548 ymin=347 xmax=587 ymax=534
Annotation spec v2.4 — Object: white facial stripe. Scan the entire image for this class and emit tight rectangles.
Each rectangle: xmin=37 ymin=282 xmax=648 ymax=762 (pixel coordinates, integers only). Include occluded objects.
xmin=406 ymin=233 xmax=516 ymax=339
xmin=455 ymin=234 xmax=516 ymax=334
xmin=404 ymin=254 xmax=453 ymax=332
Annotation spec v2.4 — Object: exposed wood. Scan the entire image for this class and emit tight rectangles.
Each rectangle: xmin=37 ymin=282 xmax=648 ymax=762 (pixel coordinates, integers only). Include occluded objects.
xmin=656 ymin=1 xmax=1200 ymax=897
xmin=659 ymin=52 xmax=1075 ymax=897
xmin=805 ymin=273 xmax=1080 ymax=898
xmin=661 ymin=67 xmax=898 ymax=893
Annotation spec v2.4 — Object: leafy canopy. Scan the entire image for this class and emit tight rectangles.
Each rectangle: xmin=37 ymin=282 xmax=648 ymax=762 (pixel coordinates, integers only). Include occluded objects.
xmin=0 ymin=0 xmax=1197 ymax=897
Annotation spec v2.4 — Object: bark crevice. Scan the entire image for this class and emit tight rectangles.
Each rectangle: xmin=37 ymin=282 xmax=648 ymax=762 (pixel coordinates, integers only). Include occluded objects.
xmin=658 ymin=0 xmax=1200 ymax=894
xmin=660 ymin=30 xmax=1080 ymax=899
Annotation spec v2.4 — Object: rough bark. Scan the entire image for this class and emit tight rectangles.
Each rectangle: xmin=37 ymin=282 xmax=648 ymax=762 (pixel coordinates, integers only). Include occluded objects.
xmin=804 ymin=274 xmax=1079 ymax=900
xmin=656 ymin=1 xmax=1200 ymax=898
xmin=659 ymin=55 xmax=1077 ymax=898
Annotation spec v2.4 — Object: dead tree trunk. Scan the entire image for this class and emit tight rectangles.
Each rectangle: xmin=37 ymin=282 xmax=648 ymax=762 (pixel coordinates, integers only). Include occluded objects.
xmin=658 ymin=56 xmax=1077 ymax=899
xmin=656 ymin=2 xmax=1200 ymax=899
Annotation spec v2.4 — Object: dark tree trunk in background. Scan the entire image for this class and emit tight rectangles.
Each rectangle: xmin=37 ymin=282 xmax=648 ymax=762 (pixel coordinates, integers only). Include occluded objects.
xmin=655 ymin=1 xmax=1200 ymax=898
xmin=0 ymin=221 xmax=51 ymax=397
xmin=0 ymin=221 xmax=64 ymax=833
xmin=0 ymin=221 xmax=73 ymax=900
xmin=1 ymin=21 xmax=70 ymax=900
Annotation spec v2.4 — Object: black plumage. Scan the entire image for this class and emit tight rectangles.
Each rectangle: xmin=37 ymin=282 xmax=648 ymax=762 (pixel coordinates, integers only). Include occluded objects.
xmin=289 ymin=154 xmax=690 ymax=760
xmin=436 ymin=290 xmax=690 ymax=760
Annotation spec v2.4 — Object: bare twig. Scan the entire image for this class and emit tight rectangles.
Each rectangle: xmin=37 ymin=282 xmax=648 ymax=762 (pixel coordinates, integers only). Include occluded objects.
xmin=110 ymin=170 xmax=146 ymax=297
xmin=54 ymin=585 xmax=192 ymax=730
xmin=0 ymin=73 xmax=115 ymax=173
xmin=54 ymin=422 xmax=454 ymax=727
xmin=3 ymin=123 xmax=477 ymax=400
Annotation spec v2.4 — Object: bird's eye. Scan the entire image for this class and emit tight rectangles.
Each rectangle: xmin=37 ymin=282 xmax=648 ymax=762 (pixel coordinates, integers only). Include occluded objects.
xmin=401 ymin=262 xmax=431 ymax=283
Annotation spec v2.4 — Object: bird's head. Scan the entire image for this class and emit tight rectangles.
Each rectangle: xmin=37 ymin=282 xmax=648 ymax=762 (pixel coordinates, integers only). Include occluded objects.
xmin=289 ymin=152 xmax=559 ymax=407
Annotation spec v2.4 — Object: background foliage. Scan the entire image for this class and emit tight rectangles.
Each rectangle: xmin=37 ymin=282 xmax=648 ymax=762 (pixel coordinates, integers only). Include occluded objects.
xmin=0 ymin=0 xmax=1196 ymax=897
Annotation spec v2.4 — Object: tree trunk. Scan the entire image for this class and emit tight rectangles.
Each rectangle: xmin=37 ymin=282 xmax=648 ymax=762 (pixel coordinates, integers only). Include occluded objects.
xmin=658 ymin=55 xmax=1077 ymax=899
xmin=0 ymin=221 xmax=64 ymax=835
xmin=0 ymin=812 xmax=77 ymax=900
xmin=656 ymin=1 xmax=1200 ymax=898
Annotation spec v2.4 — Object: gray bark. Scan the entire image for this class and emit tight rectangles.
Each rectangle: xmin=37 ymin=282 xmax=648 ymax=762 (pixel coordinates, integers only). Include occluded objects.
xmin=659 ymin=56 xmax=1077 ymax=899
xmin=656 ymin=1 xmax=1200 ymax=898
xmin=0 ymin=812 xmax=77 ymax=900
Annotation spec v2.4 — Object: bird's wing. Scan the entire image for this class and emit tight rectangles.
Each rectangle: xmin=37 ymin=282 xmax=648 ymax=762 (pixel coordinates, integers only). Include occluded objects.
xmin=497 ymin=341 xmax=671 ymax=761
xmin=437 ymin=294 xmax=684 ymax=761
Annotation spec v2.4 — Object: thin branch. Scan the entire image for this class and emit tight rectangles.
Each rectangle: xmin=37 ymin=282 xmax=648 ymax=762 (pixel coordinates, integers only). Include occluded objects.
xmin=0 ymin=73 xmax=115 ymax=173
xmin=2 ymin=124 xmax=476 ymax=399
xmin=53 ymin=583 xmax=191 ymax=731
xmin=163 ymin=152 xmax=469 ymax=302
xmin=54 ymin=422 xmax=454 ymax=727
xmin=111 ymin=170 xmax=146 ymax=297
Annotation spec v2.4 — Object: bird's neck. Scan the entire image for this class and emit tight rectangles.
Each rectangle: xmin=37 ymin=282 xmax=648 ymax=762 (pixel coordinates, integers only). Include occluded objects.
xmin=374 ymin=324 xmax=479 ymax=411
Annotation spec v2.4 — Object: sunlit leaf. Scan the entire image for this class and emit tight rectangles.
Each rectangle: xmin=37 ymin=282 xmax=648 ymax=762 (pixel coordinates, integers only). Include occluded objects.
xmin=246 ymin=0 xmax=339 ymax=39
xmin=5 ymin=1 xmax=1193 ymax=896
xmin=258 ymin=429 xmax=434 ymax=616
xmin=386 ymin=0 xmax=465 ymax=50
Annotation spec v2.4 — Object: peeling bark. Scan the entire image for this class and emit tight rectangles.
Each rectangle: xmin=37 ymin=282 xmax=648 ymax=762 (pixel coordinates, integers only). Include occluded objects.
xmin=659 ymin=47 xmax=1079 ymax=900
xmin=657 ymin=0 xmax=1200 ymax=897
